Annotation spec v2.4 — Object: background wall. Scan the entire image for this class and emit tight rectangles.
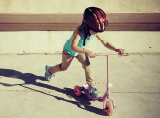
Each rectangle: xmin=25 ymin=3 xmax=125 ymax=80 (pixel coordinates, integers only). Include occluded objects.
xmin=0 ymin=0 xmax=160 ymax=54
xmin=0 ymin=0 xmax=160 ymax=13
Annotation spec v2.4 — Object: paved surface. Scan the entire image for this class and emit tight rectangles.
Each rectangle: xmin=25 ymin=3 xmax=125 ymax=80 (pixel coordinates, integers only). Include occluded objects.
xmin=0 ymin=54 xmax=160 ymax=118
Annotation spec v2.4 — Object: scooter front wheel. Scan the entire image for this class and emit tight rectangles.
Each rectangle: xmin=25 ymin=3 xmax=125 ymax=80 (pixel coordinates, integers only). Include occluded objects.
xmin=104 ymin=100 xmax=113 ymax=116
xmin=74 ymin=85 xmax=81 ymax=96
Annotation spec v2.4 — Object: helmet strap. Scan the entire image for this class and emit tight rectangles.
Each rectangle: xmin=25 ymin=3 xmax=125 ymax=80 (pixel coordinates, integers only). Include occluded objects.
xmin=83 ymin=27 xmax=90 ymax=46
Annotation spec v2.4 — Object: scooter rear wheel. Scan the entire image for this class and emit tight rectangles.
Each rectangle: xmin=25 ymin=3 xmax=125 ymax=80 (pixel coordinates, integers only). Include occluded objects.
xmin=105 ymin=100 xmax=113 ymax=116
xmin=74 ymin=85 xmax=81 ymax=96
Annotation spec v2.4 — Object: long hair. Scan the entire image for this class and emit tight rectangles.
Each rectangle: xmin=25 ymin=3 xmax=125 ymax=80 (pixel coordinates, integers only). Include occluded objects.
xmin=78 ymin=20 xmax=91 ymax=46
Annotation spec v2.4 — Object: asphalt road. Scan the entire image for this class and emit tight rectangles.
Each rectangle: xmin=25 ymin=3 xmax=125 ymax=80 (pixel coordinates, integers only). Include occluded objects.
xmin=0 ymin=54 xmax=160 ymax=118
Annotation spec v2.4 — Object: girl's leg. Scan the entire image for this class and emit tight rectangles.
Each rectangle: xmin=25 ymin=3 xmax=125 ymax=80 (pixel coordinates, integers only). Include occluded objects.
xmin=50 ymin=50 xmax=74 ymax=74
xmin=76 ymin=53 xmax=101 ymax=98
xmin=76 ymin=53 xmax=95 ymax=87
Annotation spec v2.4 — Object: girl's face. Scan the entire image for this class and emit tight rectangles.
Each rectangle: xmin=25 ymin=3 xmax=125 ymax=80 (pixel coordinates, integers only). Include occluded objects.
xmin=89 ymin=30 xmax=97 ymax=35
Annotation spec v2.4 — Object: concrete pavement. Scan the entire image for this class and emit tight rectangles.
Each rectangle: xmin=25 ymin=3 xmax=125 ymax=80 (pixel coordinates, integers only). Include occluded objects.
xmin=0 ymin=53 xmax=160 ymax=118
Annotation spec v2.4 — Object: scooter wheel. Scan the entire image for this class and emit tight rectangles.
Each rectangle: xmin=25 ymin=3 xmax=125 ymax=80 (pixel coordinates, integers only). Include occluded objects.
xmin=74 ymin=85 xmax=81 ymax=96
xmin=105 ymin=101 xmax=113 ymax=116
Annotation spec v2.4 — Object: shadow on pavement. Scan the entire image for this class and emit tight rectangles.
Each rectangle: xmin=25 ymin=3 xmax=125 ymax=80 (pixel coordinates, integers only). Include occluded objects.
xmin=0 ymin=68 xmax=108 ymax=116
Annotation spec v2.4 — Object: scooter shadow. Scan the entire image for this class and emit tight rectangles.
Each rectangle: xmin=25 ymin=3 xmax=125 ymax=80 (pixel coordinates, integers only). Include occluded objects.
xmin=37 ymin=83 xmax=109 ymax=116
xmin=23 ymin=85 xmax=108 ymax=116
xmin=0 ymin=68 xmax=108 ymax=116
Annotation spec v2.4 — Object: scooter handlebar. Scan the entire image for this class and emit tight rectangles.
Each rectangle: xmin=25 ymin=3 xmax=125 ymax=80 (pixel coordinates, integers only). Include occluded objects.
xmin=95 ymin=51 xmax=121 ymax=56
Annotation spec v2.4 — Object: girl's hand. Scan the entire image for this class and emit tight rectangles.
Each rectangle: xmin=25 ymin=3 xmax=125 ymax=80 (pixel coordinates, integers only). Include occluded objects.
xmin=86 ymin=50 xmax=96 ymax=58
xmin=116 ymin=49 xmax=125 ymax=55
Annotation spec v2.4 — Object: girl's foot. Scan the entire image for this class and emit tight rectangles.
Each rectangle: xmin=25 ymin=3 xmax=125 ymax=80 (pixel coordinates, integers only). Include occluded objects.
xmin=88 ymin=86 xmax=101 ymax=98
xmin=45 ymin=65 xmax=55 ymax=81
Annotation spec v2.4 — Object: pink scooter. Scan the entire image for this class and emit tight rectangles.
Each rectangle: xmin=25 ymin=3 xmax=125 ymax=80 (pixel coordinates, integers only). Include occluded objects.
xmin=74 ymin=52 xmax=120 ymax=116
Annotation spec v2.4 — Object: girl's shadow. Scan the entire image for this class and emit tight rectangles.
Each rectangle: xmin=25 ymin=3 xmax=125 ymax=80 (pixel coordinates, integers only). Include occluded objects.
xmin=0 ymin=68 xmax=108 ymax=116
xmin=0 ymin=68 xmax=45 ymax=84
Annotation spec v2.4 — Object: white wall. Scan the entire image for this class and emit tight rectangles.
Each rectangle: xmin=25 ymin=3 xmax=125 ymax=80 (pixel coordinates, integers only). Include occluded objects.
xmin=0 ymin=0 xmax=160 ymax=54
xmin=0 ymin=31 xmax=159 ymax=54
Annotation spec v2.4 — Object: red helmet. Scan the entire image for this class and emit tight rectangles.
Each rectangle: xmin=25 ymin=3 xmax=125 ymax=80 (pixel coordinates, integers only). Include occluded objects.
xmin=83 ymin=7 xmax=108 ymax=32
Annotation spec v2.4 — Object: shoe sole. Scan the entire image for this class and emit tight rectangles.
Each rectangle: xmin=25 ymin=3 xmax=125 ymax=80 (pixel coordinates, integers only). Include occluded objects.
xmin=45 ymin=65 xmax=50 ymax=81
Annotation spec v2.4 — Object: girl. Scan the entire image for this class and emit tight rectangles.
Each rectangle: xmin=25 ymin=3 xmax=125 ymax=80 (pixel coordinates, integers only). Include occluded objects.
xmin=45 ymin=7 xmax=125 ymax=98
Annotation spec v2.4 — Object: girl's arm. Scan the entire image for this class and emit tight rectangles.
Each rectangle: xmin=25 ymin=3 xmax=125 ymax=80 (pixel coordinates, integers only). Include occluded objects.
xmin=96 ymin=33 xmax=125 ymax=54
xmin=71 ymin=28 xmax=96 ymax=58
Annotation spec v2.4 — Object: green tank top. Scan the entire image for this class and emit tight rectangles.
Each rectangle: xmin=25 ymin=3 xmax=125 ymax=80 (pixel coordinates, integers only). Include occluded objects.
xmin=63 ymin=28 xmax=96 ymax=56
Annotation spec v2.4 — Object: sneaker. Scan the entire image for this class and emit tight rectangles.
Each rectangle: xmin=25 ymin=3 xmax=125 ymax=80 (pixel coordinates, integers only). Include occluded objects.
xmin=45 ymin=65 xmax=55 ymax=81
xmin=87 ymin=86 xmax=101 ymax=98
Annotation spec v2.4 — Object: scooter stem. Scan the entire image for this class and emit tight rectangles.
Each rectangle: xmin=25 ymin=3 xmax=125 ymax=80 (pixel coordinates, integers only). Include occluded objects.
xmin=96 ymin=52 xmax=119 ymax=101
xmin=106 ymin=55 xmax=110 ymax=99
